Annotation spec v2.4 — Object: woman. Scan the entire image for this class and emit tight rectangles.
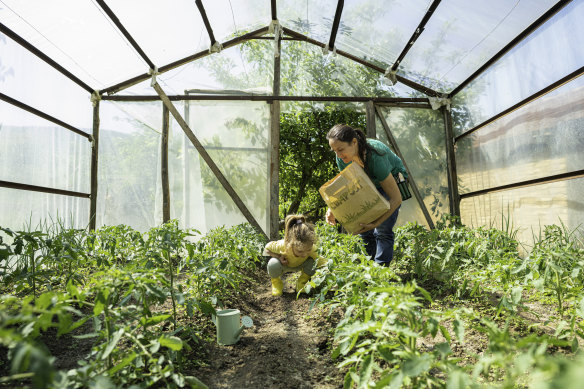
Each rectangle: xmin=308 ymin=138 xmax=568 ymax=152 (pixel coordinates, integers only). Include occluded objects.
xmin=325 ymin=124 xmax=407 ymax=266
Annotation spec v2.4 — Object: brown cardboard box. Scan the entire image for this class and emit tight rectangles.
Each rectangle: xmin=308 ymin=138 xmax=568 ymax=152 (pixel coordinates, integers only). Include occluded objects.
xmin=319 ymin=162 xmax=391 ymax=234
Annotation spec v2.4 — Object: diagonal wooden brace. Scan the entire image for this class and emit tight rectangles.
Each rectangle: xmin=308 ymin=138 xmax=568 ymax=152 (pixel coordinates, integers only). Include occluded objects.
xmin=152 ymin=81 xmax=268 ymax=240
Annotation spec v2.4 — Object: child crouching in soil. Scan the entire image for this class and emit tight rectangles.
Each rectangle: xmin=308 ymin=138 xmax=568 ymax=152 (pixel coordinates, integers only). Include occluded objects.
xmin=263 ymin=215 xmax=325 ymax=296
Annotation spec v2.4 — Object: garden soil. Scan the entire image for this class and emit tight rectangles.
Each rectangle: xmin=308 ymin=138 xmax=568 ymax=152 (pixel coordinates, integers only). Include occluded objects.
xmin=193 ymin=270 xmax=345 ymax=389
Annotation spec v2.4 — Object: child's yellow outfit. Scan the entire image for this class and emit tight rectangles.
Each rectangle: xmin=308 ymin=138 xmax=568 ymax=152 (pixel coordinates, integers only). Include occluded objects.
xmin=263 ymin=240 xmax=326 ymax=296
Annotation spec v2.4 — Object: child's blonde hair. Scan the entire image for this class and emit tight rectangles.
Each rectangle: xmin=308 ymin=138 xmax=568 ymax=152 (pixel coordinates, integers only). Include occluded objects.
xmin=284 ymin=214 xmax=317 ymax=251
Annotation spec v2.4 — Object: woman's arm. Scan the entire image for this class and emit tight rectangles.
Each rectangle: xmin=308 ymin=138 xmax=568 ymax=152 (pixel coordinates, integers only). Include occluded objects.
xmin=354 ymin=175 xmax=402 ymax=234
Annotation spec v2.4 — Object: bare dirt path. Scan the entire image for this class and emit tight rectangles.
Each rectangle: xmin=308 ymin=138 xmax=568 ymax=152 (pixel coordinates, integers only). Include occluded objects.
xmin=194 ymin=272 xmax=345 ymax=389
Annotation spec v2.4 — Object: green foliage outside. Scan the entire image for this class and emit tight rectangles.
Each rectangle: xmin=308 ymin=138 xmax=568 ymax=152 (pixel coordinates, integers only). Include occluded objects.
xmin=279 ymin=108 xmax=366 ymax=219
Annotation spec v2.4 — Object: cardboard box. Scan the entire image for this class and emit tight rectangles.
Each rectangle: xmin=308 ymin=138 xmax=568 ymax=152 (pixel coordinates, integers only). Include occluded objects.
xmin=319 ymin=162 xmax=391 ymax=234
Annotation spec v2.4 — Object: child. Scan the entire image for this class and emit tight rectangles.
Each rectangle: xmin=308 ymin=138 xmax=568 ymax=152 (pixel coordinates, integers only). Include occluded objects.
xmin=263 ymin=214 xmax=323 ymax=296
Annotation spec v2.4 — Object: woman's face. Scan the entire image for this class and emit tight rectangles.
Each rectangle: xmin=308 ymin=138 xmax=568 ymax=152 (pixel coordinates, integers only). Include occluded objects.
xmin=329 ymin=138 xmax=358 ymax=163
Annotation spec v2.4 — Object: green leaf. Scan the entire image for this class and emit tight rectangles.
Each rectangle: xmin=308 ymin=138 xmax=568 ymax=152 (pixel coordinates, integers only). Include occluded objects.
xmin=446 ymin=370 xmax=471 ymax=389
xmin=184 ymin=375 xmax=210 ymax=389
xmin=35 ymin=292 xmax=55 ymax=310
xmin=57 ymin=314 xmax=73 ymax=337
xmin=196 ymin=300 xmax=216 ymax=316
xmin=358 ymin=355 xmax=374 ymax=389
xmin=102 ymin=329 xmax=124 ymax=360
xmin=435 ymin=342 xmax=452 ymax=357
xmin=439 ymin=325 xmax=451 ymax=342
xmin=575 ymin=297 xmax=584 ymax=319
xmin=88 ymin=375 xmax=116 ymax=389
xmin=402 ymin=354 xmax=433 ymax=377
xmin=374 ymin=372 xmax=396 ymax=389
xmin=93 ymin=290 xmax=109 ymax=316
xmin=159 ymin=335 xmax=183 ymax=351
xmin=139 ymin=314 xmax=171 ymax=328
xmin=107 ymin=351 xmax=137 ymax=375
xmin=510 ymin=286 xmax=523 ymax=305
xmin=453 ymin=319 xmax=465 ymax=344
xmin=66 ymin=280 xmax=80 ymax=301
xmin=388 ymin=371 xmax=405 ymax=389
xmin=343 ymin=367 xmax=356 ymax=389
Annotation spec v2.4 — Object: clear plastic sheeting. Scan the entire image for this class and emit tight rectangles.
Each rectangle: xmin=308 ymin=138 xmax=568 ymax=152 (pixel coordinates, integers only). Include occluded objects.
xmin=278 ymin=0 xmax=336 ymax=44
xmin=0 ymin=0 xmax=147 ymax=89
xmin=280 ymin=41 xmax=419 ymax=97
xmin=202 ymin=0 xmax=269 ymax=44
xmin=104 ymin=0 xmax=208 ymax=67
xmin=0 ymin=102 xmax=90 ymax=192
xmin=0 ymin=188 xmax=89 ymax=230
xmin=403 ymin=0 xmax=556 ymax=93
xmin=122 ymin=42 xmax=273 ymax=95
xmin=452 ymin=0 xmax=584 ymax=135
xmin=0 ymin=32 xmax=93 ymax=130
xmin=457 ymin=76 xmax=584 ymax=195
xmin=335 ymin=0 xmax=431 ymax=70
xmin=460 ymin=177 xmax=584 ymax=250
xmin=96 ymin=101 xmax=163 ymax=231
xmin=375 ymin=106 xmax=448 ymax=226
xmin=171 ymin=101 xmax=269 ymax=234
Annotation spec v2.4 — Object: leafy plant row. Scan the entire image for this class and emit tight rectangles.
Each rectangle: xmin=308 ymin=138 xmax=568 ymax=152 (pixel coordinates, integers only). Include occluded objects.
xmin=309 ymin=219 xmax=584 ymax=388
xmin=0 ymin=221 xmax=266 ymax=388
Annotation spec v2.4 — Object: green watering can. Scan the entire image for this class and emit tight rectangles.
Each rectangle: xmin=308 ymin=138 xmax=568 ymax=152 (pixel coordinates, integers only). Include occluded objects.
xmin=211 ymin=309 xmax=254 ymax=345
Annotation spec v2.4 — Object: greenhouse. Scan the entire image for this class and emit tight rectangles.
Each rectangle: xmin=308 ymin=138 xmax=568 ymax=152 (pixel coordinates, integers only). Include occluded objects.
xmin=1 ymin=0 xmax=583 ymax=388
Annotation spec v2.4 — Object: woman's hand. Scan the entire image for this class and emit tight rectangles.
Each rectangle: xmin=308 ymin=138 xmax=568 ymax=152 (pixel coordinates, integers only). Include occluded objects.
xmin=325 ymin=208 xmax=336 ymax=226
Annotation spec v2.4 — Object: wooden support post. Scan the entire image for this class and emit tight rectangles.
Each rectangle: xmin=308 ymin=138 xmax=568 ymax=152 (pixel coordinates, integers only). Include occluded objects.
xmin=365 ymin=100 xmax=376 ymax=138
xmin=442 ymin=107 xmax=460 ymax=217
xmin=162 ymin=104 xmax=171 ymax=223
xmin=374 ymin=106 xmax=435 ymax=229
xmin=152 ymin=81 xmax=268 ymax=240
xmin=269 ymin=24 xmax=281 ymax=239
xmin=183 ymin=100 xmax=191 ymax=227
xmin=89 ymin=95 xmax=100 ymax=231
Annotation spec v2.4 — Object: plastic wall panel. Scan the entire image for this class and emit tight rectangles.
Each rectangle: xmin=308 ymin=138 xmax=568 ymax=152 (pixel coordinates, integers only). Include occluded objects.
xmin=0 ymin=188 xmax=89 ymax=230
xmin=170 ymin=101 xmax=269 ymax=234
xmin=457 ymin=76 xmax=584 ymax=195
xmin=105 ymin=0 xmax=208 ymax=66
xmin=96 ymin=102 xmax=162 ymax=231
xmin=203 ymin=0 xmax=269 ymax=43
xmin=0 ymin=32 xmax=92 ymax=130
xmin=0 ymin=0 xmax=147 ymax=88
xmin=168 ymin=114 xmax=206 ymax=233
xmin=280 ymin=41 xmax=418 ymax=97
xmin=376 ymin=107 xmax=449 ymax=226
xmin=123 ymin=42 xmax=273 ymax=95
xmin=403 ymin=0 xmax=556 ymax=93
xmin=460 ymin=178 xmax=584 ymax=249
xmin=0 ymin=102 xmax=91 ymax=192
xmin=452 ymin=0 xmax=584 ymax=136
xmin=278 ymin=0 xmax=336 ymax=43
xmin=335 ymin=0 xmax=431 ymax=69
